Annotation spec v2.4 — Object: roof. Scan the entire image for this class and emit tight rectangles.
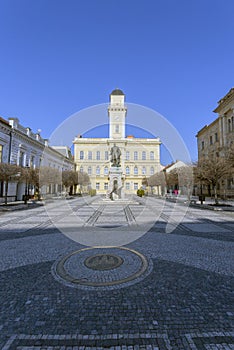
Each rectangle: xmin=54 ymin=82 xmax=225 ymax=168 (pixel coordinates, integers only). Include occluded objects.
xmin=0 ymin=116 xmax=10 ymax=127
xmin=110 ymin=88 xmax=125 ymax=96
xmin=213 ymin=87 xmax=234 ymax=113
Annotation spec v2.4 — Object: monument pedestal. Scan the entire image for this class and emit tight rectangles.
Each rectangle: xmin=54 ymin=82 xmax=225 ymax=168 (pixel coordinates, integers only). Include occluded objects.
xmin=107 ymin=166 xmax=125 ymax=200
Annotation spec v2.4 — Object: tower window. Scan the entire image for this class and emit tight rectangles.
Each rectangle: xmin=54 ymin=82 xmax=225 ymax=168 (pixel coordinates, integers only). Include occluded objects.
xmin=115 ymin=124 xmax=119 ymax=133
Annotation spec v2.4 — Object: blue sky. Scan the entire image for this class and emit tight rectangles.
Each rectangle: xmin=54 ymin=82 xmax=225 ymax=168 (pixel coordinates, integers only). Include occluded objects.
xmin=0 ymin=0 xmax=234 ymax=164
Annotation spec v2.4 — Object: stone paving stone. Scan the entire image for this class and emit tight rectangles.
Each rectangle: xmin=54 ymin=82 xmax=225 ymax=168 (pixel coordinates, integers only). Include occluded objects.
xmin=0 ymin=196 xmax=233 ymax=349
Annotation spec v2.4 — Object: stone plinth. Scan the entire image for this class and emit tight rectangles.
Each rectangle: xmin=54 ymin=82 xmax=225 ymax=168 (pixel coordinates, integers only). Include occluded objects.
xmin=108 ymin=166 xmax=124 ymax=200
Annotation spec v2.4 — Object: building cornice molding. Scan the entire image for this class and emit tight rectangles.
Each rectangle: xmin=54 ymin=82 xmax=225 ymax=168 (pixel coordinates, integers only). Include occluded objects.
xmin=213 ymin=87 xmax=234 ymax=113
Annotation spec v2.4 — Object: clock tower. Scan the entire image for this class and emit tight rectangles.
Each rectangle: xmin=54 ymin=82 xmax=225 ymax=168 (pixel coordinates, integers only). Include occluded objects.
xmin=108 ymin=88 xmax=127 ymax=139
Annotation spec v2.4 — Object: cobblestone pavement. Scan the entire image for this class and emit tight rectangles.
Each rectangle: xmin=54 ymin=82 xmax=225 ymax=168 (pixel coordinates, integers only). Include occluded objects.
xmin=0 ymin=196 xmax=233 ymax=350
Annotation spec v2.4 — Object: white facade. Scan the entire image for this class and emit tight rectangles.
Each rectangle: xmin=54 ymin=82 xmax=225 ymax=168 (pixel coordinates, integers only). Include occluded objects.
xmin=74 ymin=89 xmax=162 ymax=194
xmin=0 ymin=117 xmax=74 ymax=202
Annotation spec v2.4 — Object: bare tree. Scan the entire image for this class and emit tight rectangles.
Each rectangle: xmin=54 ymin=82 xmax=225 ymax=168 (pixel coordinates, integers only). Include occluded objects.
xmin=62 ymin=170 xmax=78 ymax=195
xmin=0 ymin=163 xmax=21 ymax=204
xmin=147 ymin=171 xmax=166 ymax=195
xmin=39 ymin=166 xmax=61 ymax=197
xmin=195 ymin=156 xmax=230 ymax=204
xmin=78 ymin=171 xmax=90 ymax=193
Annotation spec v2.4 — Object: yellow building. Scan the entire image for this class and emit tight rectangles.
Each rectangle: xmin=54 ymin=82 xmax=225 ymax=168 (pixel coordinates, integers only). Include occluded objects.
xmin=73 ymin=89 xmax=162 ymax=195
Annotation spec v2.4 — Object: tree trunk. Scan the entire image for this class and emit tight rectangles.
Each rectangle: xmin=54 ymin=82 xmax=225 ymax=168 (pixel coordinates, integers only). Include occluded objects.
xmin=4 ymin=180 xmax=8 ymax=205
xmin=214 ymin=186 xmax=219 ymax=205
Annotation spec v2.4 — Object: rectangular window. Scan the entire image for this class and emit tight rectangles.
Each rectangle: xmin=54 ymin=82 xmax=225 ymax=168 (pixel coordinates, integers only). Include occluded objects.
xmin=215 ymin=133 xmax=218 ymax=142
xmin=201 ymin=141 xmax=204 ymax=150
xmin=80 ymin=151 xmax=84 ymax=160
xmin=126 ymin=151 xmax=130 ymax=160
xmin=19 ymin=151 xmax=24 ymax=166
xmin=96 ymin=151 xmax=100 ymax=160
xmin=88 ymin=151 xmax=92 ymax=160
xmin=126 ymin=182 xmax=130 ymax=190
xmin=30 ymin=155 xmax=35 ymax=168
xmin=228 ymin=119 xmax=231 ymax=132
xmin=104 ymin=182 xmax=108 ymax=190
xmin=134 ymin=183 xmax=138 ymax=190
xmin=0 ymin=145 xmax=3 ymax=163
xmin=210 ymin=136 xmax=213 ymax=145
xmin=96 ymin=183 xmax=100 ymax=190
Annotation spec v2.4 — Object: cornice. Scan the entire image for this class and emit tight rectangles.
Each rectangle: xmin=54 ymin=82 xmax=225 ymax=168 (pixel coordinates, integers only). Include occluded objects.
xmin=213 ymin=88 xmax=234 ymax=113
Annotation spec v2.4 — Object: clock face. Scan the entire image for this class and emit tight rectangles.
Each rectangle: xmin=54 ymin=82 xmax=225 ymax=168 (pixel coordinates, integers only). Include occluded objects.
xmin=114 ymin=116 xmax=120 ymax=121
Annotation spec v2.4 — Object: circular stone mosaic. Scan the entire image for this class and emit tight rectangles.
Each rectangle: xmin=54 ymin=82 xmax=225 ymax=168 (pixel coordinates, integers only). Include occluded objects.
xmin=84 ymin=254 xmax=123 ymax=270
xmin=52 ymin=246 xmax=151 ymax=290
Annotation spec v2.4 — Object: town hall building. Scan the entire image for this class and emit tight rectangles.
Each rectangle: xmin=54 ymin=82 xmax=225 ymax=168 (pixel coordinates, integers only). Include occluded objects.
xmin=73 ymin=89 xmax=162 ymax=195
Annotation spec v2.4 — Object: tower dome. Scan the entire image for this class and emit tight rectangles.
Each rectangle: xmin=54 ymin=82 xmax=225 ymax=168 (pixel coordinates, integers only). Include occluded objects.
xmin=110 ymin=88 xmax=125 ymax=96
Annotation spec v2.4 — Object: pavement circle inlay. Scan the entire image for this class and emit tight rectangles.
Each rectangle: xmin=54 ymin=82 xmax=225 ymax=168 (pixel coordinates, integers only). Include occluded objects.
xmin=84 ymin=253 xmax=124 ymax=270
xmin=52 ymin=246 xmax=150 ymax=289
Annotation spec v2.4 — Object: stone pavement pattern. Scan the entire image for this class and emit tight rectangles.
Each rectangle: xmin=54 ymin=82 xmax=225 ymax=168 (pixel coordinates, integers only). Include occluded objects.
xmin=0 ymin=196 xmax=233 ymax=349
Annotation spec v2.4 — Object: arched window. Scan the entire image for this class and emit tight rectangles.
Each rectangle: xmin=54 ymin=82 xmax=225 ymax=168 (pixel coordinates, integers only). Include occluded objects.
xmin=96 ymin=151 xmax=100 ymax=160
xmin=150 ymin=166 xmax=154 ymax=175
xmin=126 ymin=166 xmax=130 ymax=175
xmin=104 ymin=166 xmax=108 ymax=175
xmin=80 ymin=151 xmax=84 ymax=160
xmin=142 ymin=166 xmax=146 ymax=175
xmin=134 ymin=166 xmax=138 ymax=175
xmin=88 ymin=166 xmax=92 ymax=175
xmin=96 ymin=166 xmax=100 ymax=175
xmin=142 ymin=151 xmax=146 ymax=160
xmin=134 ymin=151 xmax=138 ymax=160
xmin=80 ymin=166 xmax=84 ymax=173
xmin=126 ymin=151 xmax=130 ymax=160
xmin=150 ymin=151 xmax=154 ymax=160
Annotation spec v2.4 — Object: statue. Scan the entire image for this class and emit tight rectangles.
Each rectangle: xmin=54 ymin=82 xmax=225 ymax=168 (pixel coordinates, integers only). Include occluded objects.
xmin=110 ymin=143 xmax=121 ymax=167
